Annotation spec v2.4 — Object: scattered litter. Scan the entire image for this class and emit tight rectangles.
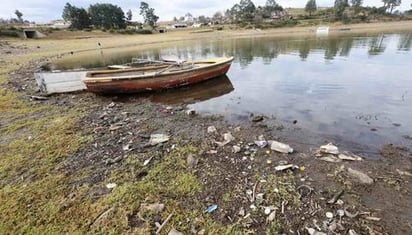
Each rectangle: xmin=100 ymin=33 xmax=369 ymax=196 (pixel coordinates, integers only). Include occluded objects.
xmin=325 ymin=212 xmax=334 ymax=219
xmin=269 ymin=141 xmax=293 ymax=154
xmin=365 ymin=216 xmax=381 ymax=221
xmin=143 ymin=156 xmax=154 ymax=166
xmin=337 ymin=209 xmax=345 ymax=217
xmin=396 ymin=169 xmax=412 ymax=177
xmin=106 ymin=183 xmax=117 ymax=189
xmin=215 ymin=132 xmax=235 ymax=147
xmin=319 ymin=155 xmax=342 ymax=163
xmin=28 ymin=95 xmax=49 ymax=100
xmin=207 ymin=126 xmax=217 ymax=134
xmin=275 ymin=164 xmax=298 ymax=172
xmin=266 ymin=160 xmax=272 ymax=164
xmin=122 ymin=144 xmax=132 ymax=151
xmin=207 ymin=150 xmax=218 ymax=154
xmin=140 ymin=203 xmax=165 ymax=213
xmin=347 ymin=167 xmax=374 ymax=184
xmin=149 ymin=134 xmax=170 ymax=145
xmin=338 ymin=152 xmax=363 ymax=161
xmin=205 ymin=204 xmax=218 ymax=213
xmin=306 ymin=227 xmax=327 ymax=235
xmin=232 ymin=145 xmax=241 ymax=153
xmin=320 ymin=143 xmax=339 ymax=155
xmin=348 ymin=229 xmax=359 ymax=235
xmin=267 ymin=210 xmax=277 ymax=222
xmin=254 ymin=140 xmax=268 ymax=148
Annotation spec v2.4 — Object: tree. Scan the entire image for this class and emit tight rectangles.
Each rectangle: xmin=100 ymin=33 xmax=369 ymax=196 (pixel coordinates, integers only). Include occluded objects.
xmin=14 ymin=10 xmax=23 ymax=22
xmin=351 ymin=0 xmax=363 ymax=13
xmin=213 ymin=11 xmax=223 ymax=24
xmin=173 ymin=16 xmax=178 ymax=22
xmin=239 ymin=0 xmax=256 ymax=22
xmin=382 ymin=0 xmax=401 ymax=13
xmin=89 ymin=3 xmax=126 ymax=29
xmin=126 ymin=9 xmax=133 ymax=21
xmin=334 ymin=0 xmax=349 ymax=18
xmin=140 ymin=2 xmax=159 ymax=29
xmin=305 ymin=0 xmax=317 ymax=16
xmin=62 ymin=3 xmax=91 ymax=30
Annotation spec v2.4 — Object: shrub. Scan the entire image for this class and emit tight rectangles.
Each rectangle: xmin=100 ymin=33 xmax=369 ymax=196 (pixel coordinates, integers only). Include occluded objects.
xmin=0 ymin=29 xmax=20 ymax=37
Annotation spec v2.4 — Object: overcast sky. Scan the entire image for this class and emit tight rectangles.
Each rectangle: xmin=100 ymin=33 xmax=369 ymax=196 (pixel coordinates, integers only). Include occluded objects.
xmin=1 ymin=0 xmax=411 ymax=23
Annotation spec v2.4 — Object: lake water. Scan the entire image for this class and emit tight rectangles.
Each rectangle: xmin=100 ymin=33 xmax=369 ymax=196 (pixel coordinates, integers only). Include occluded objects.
xmin=54 ymin=32 xmax=412 ymax=155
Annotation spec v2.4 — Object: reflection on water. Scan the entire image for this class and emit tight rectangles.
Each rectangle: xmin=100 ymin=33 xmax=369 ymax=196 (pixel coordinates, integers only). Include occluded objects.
xmin=54 ymin=32 xmax=412 ymax=154
xmin=119 ymin=75 xmax=234 ymax=105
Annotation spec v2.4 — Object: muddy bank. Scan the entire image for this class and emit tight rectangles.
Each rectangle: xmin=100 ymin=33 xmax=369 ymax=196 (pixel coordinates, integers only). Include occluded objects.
xmin=2 ymin=35 xmax=412 ymax=234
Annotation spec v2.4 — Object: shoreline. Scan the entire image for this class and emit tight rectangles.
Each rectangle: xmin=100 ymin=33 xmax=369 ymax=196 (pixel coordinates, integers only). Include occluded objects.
xmin=1 ymin=21 xmax=412 ymax=234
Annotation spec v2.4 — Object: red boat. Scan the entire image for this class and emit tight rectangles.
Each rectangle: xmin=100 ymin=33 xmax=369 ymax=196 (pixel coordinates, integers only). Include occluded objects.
xmin=83 ymin=57 xmax=234 ymax=94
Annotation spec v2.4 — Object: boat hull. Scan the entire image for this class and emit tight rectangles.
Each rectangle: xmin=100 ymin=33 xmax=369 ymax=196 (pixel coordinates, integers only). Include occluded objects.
xmin=84 ymin=58 xmax=233 ymax=94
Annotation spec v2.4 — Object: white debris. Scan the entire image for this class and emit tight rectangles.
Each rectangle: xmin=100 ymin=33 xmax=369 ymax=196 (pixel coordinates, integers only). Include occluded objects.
xmin=106 ymin=183 xmax=117 ymax=189
xmin=232 ymin=145 xmax=241 ymax=153
xmin=269 ymin=141 xmax=293 ymax=154
xmin=149 ymin=134 xmax=170 ymax=145
xmin=326 ymin=212 xmax=334 ymax=219
xmin=275 ymin=164 xmax=297 ymax=172
xmin=207 ymin=126 xmax=217 ymax=134
xmin=320 ymin=143 xmax=339 ymax=155
xmin=338 ymin=153 xmax=363 ymax=161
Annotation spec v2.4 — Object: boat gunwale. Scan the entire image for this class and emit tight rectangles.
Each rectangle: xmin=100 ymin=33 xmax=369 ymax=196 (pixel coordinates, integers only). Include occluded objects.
xmin=83 ymin=57 xmax=234 ymax=83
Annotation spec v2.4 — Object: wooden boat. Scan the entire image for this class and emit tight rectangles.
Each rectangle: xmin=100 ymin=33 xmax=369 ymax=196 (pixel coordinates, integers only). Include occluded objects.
xmin=83 ymin=57 xmax=234 ymax=94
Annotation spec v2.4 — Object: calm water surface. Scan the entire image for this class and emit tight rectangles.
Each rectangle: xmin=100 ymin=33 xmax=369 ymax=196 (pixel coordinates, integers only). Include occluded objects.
xmin=55 ymin=32 xmax=412 ymax=154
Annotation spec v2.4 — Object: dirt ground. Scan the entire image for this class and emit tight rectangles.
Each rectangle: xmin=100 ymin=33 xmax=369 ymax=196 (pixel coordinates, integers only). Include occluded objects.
xmin=1 ymin=22 xmax=411 ymax=234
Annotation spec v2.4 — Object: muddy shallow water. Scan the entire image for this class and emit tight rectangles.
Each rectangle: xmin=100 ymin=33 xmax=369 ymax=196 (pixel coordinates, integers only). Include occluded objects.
xmin=53 ymin=32 xmax=412 ymax=155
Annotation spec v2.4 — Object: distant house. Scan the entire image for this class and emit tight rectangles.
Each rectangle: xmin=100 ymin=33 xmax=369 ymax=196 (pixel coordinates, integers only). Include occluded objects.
xmin=172 ymin=23 xmax=188 ymax=29
xmin=265 ymin=10 xmax=291 ymax=23
xmin=51 ymin=20 xmax=70 ymax=29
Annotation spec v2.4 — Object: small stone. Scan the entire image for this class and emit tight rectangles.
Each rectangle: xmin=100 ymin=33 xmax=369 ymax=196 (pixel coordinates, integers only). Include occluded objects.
xmin=347 ymin=168 xmax=374 ymax=184
xmin=187 ymin=154 xmax=198 ymax=168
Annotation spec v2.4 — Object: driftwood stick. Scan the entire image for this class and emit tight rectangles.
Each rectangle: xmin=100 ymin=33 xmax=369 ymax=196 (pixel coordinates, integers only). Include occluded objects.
xmin=155 ymin=213 xmax=173 ymax=234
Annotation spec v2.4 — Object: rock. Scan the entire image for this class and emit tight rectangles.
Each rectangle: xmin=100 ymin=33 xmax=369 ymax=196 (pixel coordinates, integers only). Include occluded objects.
xmin=186 ymin=109 xmax=196 ymax=115
xmin=207 ymin=126 xmax=217 ymax=134
xmin=269 ymin=141 xmax=293 ymax=154
xmin=187 ymin=154 xmax=198 ymax=168
xmin=140 ymin=203 xmax=165 ymax=213
xmin=251 ymin=115 xmax=264 ymax=122
xmin=347 ymin=168 xmax=374 ymax=184
xmin=320 ymin=143 xmax=339 ymax=155
xmin=168 ymin=228 xmax=183 ymax=235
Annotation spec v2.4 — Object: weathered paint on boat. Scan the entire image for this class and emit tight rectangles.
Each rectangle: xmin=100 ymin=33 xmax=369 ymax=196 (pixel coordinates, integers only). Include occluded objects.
xmin=83 ymin=57 xmax=233 ymax=94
